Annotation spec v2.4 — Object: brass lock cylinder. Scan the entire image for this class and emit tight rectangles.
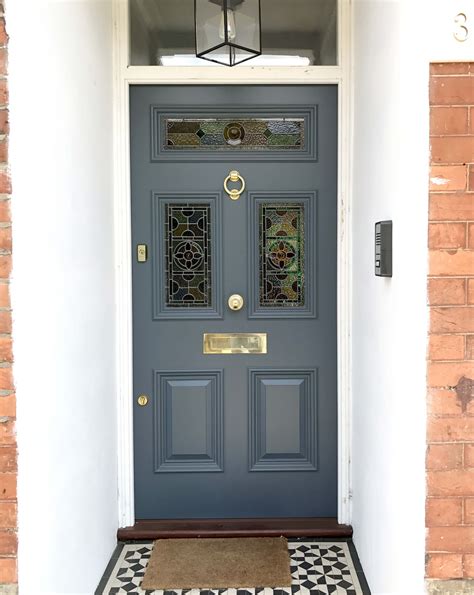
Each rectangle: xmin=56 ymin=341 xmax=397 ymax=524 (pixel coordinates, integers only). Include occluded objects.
xmin=228 ymin=294 xmax=244 ymax=311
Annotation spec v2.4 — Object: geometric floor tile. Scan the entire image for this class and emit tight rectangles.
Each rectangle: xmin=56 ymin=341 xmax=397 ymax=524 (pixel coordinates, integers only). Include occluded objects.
xmin=97 ymin=540 xmax=369 ymax=595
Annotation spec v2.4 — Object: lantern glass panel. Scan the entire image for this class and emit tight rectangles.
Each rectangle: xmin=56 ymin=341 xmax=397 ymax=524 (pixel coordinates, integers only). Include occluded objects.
xmin=231 ymin=1 xmax=261 ymax=54
xmin=195 ymin=1 xmax=222 ymax=57
xmin=195 ymin=0 xmax=261 ymax=66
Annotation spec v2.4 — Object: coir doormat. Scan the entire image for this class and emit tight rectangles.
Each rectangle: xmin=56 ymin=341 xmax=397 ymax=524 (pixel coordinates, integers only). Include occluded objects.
xmin=141 ymin=537 xmax=292 ymax=590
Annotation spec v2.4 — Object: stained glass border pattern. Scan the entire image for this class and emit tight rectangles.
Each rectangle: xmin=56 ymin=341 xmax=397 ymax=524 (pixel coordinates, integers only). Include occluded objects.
xmin=248 ymin=192 xmax=317 ymax=319
xmin=151 ymin=106 xmax=317 ymax=162
xmin=152 ymin=193 xmax=223 ymax=320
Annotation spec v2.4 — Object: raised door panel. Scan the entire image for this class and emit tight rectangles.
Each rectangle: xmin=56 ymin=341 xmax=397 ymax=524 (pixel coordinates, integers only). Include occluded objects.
xmin=249 ymin=369 xmax=318 ymax=471
xmin=154 ymin=371 xmax=224 ymax=472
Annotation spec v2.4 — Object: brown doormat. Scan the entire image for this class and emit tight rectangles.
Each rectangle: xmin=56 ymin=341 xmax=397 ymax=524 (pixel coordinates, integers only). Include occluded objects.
xmin=141 ymin=537 xmax=292 ymax=590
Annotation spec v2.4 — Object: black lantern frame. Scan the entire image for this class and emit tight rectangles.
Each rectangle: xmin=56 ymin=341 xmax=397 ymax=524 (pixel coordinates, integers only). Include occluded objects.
xmin=194 ymin=0 xmax=262 ymax=67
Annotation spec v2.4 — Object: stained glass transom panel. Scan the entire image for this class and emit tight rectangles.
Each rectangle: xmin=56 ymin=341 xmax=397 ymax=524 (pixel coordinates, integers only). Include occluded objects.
xmin=260 ymin=203 xmax=305 ymax=307
xmin=164 ymin=118 xmax=305 ymax=151
xmin=165 ymin=204 xmax=212 ymax=308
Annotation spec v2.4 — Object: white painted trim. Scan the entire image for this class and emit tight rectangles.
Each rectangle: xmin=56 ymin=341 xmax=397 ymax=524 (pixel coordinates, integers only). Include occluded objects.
xmin=124 ymin=65 xmax=344 ymax=84
xmin=113 ymin=0 xmax=352 ymax=527
xmin=114 ymin=0 xmax=135 ymax=528
xmin=336 ymin=0 xmax=352 ymax=527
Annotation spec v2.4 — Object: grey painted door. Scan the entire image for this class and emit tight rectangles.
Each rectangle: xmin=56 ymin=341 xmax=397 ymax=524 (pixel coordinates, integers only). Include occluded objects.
xmin=131 ymin=85 xmax=338 ymax=519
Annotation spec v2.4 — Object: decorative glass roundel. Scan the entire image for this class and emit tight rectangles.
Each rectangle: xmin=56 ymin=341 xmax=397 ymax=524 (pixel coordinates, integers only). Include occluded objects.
xmin=174 ymin=241 xmax=205 ymax=271
xmin=268 ymin=240 xmax=297 ymax=270
xmin=224 ymin=122 xmax=245 ymax=145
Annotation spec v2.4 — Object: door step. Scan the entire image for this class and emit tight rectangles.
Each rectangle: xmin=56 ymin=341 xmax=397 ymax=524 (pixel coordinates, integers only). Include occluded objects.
xmin=117 ymin=518 xmax=352 ymax=540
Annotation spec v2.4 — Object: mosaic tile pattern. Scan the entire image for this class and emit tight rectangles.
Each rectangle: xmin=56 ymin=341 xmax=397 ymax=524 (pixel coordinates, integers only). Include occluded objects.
xmin=260 ymin=203 xmax=305 ymax=307
xmin=99 ymin=541 xmax=364 ymax=595
xmin=164 ymin=118 xmax=305 ymax=151
xmin=165 ymin=203 xmax=212 ymax=308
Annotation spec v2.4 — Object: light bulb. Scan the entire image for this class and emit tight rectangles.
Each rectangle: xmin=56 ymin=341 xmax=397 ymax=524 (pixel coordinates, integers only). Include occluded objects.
xmin=219 ymin=8 xmax=236 ymax=41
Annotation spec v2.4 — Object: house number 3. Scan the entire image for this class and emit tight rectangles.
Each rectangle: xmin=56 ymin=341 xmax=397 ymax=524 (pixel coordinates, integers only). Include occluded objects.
xmin=454 ymin=13 xmax=469 ymax=42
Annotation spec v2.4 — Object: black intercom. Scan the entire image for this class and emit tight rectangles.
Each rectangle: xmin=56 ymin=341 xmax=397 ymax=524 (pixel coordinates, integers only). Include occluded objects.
xmin=375 ymin=221 xmax=392 ymax=277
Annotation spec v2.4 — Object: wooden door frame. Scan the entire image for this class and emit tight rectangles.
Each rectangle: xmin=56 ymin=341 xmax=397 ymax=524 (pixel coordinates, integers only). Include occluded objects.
xmin=112 ymin=0 xmax=353 ymax=528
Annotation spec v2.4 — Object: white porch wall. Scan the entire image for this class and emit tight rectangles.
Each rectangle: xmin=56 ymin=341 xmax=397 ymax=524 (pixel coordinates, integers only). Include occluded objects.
xmin=8 ymin=1 xmax=116 ymax=593
xmin=351 ymin=1 xmax=472 ymax=593
xmin=351 ymin=2 xmax=428 ymax=592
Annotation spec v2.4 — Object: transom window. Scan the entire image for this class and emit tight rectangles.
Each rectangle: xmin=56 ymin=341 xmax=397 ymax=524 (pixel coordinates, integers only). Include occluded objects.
xmin=129 ymin=0 xmax=338 ymax=66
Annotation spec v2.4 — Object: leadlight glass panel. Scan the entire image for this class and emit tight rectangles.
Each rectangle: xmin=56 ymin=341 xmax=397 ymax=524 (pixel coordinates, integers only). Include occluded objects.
xmin=165 ymin=203 xmax=212 ymax=308
xmin=259 ymin=203 xmax=305 ymax=307
xmin=164 ymin=118 xmax=305 ymax=151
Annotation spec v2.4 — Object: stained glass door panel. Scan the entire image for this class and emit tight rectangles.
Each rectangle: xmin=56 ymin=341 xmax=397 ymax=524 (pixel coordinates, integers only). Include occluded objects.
xmin=249 ymin=193 xmax=316 ymax=319
xmin=165 ymin=118 xmax=305 ymax=151
xmin=152 ymin=193 xmax=222 ymax=320
xmin=165 ymin=203 xmax=212 ymax=308
xmin=260 ymin=203 xmax=305 ymax=307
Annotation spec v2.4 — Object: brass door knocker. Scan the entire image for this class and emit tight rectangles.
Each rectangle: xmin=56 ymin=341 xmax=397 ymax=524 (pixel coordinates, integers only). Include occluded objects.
xmin=224 ymin=170 xmax=246 ymax=200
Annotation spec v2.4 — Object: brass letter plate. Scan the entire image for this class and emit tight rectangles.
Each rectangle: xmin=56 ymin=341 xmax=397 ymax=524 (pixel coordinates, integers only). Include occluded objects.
xmin=203 ymin=333 xmax=267 ymax=354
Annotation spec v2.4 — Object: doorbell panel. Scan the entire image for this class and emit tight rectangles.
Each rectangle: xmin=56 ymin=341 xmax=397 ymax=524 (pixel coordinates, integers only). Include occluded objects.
xmin=375 ymin=220 xmax=392 ymax=277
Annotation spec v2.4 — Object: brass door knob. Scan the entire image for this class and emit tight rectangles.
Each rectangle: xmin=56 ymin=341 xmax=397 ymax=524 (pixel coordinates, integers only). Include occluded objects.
xmin=228 ymin=294 xmax=244 ymax=311
xmin=137 ymin=395 xmax=149 ymax=406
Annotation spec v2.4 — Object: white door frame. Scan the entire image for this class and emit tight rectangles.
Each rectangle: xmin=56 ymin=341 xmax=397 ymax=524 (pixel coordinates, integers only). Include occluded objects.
xmin=112 ymin=0 xmax=353 ymax=528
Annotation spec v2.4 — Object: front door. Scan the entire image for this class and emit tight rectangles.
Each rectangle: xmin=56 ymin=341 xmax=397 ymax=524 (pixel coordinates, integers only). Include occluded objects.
xmin=131 ymin=85 xmax=338 ymax=519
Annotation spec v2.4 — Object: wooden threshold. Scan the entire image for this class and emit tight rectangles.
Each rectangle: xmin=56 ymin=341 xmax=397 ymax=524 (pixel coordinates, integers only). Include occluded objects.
xmin=117 ymin=518 xmax=352 ymax=540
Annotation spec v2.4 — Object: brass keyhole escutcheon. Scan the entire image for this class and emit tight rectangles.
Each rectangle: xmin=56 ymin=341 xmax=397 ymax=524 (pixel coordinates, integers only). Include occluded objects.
xmin=137 ymin=395 xmax=149 ymax=407
xmin=224 ymin=170 xmax=246 ymax=201
xmin=228 ymin=294 xmax=244 ymax=311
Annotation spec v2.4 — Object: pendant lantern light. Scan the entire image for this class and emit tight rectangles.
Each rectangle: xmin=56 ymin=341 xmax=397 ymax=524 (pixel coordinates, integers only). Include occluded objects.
xmin=195 ymin=0 xmax=262 ymax=66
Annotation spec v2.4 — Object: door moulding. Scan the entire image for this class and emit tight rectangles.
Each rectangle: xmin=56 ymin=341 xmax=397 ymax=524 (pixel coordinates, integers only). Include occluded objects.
xmin=112 ymin=0 xmax=353 ymax=528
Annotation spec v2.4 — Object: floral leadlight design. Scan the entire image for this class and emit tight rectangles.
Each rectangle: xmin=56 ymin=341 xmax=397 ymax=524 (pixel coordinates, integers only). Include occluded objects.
xmin=260 ymin=203 xmax=305 ymax=307
xmin=164 ymin=118 xmax=305 ymax=151
xmin=165 ymin=204 xmax=212 ymax=308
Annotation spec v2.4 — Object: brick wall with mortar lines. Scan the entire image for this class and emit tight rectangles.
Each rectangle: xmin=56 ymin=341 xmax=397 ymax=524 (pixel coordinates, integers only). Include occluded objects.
xmin=0 ymin=2 xmax=14 ymax=589
xmin=426 ymin=62 xmax=474 ymax=583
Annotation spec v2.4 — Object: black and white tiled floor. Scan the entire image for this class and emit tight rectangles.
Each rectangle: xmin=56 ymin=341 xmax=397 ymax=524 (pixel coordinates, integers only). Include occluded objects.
xmin=96 ymin=539 xmax=370 ymax=595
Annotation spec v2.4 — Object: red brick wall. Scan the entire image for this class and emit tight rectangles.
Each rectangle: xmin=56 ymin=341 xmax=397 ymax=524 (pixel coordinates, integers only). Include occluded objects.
xmin=0 ymin=2 xmax=14 ymax=588
xmin=426 ymin=62 xmax=474 ymax=581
